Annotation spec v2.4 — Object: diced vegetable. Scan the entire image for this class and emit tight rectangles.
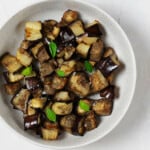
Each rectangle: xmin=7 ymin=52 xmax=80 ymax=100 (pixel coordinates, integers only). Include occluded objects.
xmin=21 ymin=66 xmax=32 ymax=76
xmin=11 ymin=89 xmax=30 ymax=113
xmin=54 ymin=91 xmax=71 ymax=101
xmin=29 ymin=98 xmax=47 ymax=109
xmin=1 ymin=54 xmax=22 ymax=73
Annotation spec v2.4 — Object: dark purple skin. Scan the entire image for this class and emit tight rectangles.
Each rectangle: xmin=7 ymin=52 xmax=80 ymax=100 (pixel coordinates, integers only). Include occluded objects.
xmin=24 ymin=114 xmax=40 ymax=130
xmin=56 ymin=27 xmax=77 ymax=49
xmin=100 ymin=85 xmax=115 ymax=100
xmin=85 ymin=24 xmax=103 ymax=37
xmin=25 ymin=77 xmax=41 ymax=90
xmin=97 ymin=57 xmax=119 ymax=77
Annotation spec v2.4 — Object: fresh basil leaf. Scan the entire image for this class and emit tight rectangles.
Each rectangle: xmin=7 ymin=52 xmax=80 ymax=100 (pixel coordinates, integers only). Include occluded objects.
xmin=45 ymin=108 xmax=56 ymax=122
xmin=84 ymin=60 xmax=93 ymax=73
xmin=21 ymin=66 xmax=32 ymax=76
xmin=49 ymin=41 xmax=57 ymax=58
xmin=79 ymin=100 xmax=90 ymax=111
xmin=56 ymin=70 xmax=65 ymax=77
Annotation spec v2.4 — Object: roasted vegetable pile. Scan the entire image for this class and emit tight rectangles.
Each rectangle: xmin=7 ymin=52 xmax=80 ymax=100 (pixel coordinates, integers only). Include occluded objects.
xmin=0 ymin=10 xmax=121 ymax=140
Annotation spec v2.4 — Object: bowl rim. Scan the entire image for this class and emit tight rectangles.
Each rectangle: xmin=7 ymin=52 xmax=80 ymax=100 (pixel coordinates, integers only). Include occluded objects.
xmin=0 ymin=0 xmax=137 ymax=149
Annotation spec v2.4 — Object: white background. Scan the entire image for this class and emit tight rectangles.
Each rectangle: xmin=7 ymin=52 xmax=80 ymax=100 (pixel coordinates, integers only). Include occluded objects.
xmin=0 ymin=0 xmax=150 ymax=150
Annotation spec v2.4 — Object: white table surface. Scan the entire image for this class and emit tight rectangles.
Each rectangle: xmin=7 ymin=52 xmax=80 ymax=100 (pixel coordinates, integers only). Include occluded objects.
xmin=0 ymin=0 xmax=150 ymax=149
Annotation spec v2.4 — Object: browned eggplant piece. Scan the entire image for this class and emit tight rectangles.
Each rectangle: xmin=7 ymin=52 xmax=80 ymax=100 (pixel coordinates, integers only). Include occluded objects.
xmin=62 ymin=10 xmax=78 ymax=24
xmin=84 ymin=111 xmax=97 ymax=131
xmin=69 ymin=72 xmax=90 ymax=97
xmin=77 ymin=99 xmax=92 ymax=116
xmin=97 ymin=54 xmax=120 ymax=77
xmin=77 ymin=117 xmax=85 ymax=136
xmin=40 ymin=60 xmax=57 ymax=77
xmin=43 ymin=20 xmax=60 ymax=40
xmin=76 ymin=43 xmax=90 ymax=58
xmin=4 ymin=82 xmax=21 ymax=95
xmin=37 ymin=46 xmax=50 ymax=63
xmin=54 ymin=91 xmax=73 ymax=102
xmin=60 ymin=114 xmax=77 ymax=133
xmin=20 ymin=40 xmax=34 ymax=50
xmin=107 ymin=73 xmax=114 ymax=84
xmin=58 ymin=60 xmax=76 ymax=76
xmin=6 ymin=72 xmax=24 ymax=83
xmin=29 ymin=97 xmax=47 ymax=109
xmin=25 ymin=21 xmax=42 ymax=41
xmin=90 ymin=39 xmax=104 ymax=62
xmin=90 ymin=70 xmax=108 ymax=93
xmin=92 ymin=99 xmax=113 ymax=116
xmin=11 ymin=89 xmax=30 ymax=113
xmin=57 ymin=58 xmax=64 ymax=67
xmin=75 ymin=61 xmax=84 ymax=71
xmin=64 ymin=46 xmax=75 ymax=60
xmin=25 ymin=77 xmax=41 ymax=90
xmin=56 ymin=26 xmax=77 ymax=48
xmin=89 ymin=61 xmax=96 ymax=67
xmin=17 ymin=48 xmax=33 ymax=66
xmin=69 ymin=20 xmax=85 ymax=36
xmin=1 ymin=54 xmax=22 ymax=73
xmin=26 ymin=104 xmax=36 ymax=116
xmin=31 ymin=42 xmax=43 ymax=58
xmin=51 ymin=75 xmax=67 ymax=90
xmin=100 ymin=85 xmax=115 ymax=100
xmin=85 ymin=20 xmax=103 ymax=37
xmin=52 ymin=102 xmax=73 ymax=115
xmin=31 ymin=88 xmax=42 ymax=98
xmin=103 ymin=47 xmax=115 ymax=58
xmin=41 ymin=121 xmax=59 ymax=140
xmin=24 ymin=114 xmax=40 ymax=130
xmin=43 ymin=76 xmax=56 ymax=95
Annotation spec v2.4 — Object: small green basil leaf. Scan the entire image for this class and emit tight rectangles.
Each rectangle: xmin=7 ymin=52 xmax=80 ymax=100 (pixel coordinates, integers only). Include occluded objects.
xmin=56 ymin=70 xmax=65 ymax=77
xmin=45 ymin=108 xmax=56 ymax=122
xmin=21 ymin=66 xmax=32 ymax=76
xmin=79 ymin=100 xmax=90 ymax=111
xmin=84 ymin=60 xmax=93 ymax=73
xmin=49 ymin=41 xmax=57 ymax=58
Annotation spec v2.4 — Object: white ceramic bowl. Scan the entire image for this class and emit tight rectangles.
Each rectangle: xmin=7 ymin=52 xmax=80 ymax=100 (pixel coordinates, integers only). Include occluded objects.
xmin=0 ymin=0 xmax=136 ymax=149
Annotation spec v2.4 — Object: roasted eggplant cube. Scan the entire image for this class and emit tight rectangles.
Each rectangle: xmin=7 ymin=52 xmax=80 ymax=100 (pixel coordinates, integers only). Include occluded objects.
xmin=40 ymin=60 xmax=57 ymax=77
xmin=24 ymin=114 xmax=40 ymax=130
xmin=97 ymin=55 xmax=120 ymax=77
xmin=103 ymin=47 xmax=115 ymax=58
xmin=29 ymin=98 xmax=47 ymax=109
xmin=90 ymin=70 xmax=108 ymax=93
xmin=17 ymin=48 xmax=33 ymax=66
xmin=26 ymin=104 xmax=36 ymax=116
xmin=84 ymin=111 xmax=97 ymax=131
xmin=51 ymin=75 xmax=67 ymax=90
xmin=77 ymin=117 xmax=85 ymax=136
xmin=69 ymin=73 xmax=90 ymax=97
xmin=90 ymin=39 xmax=104 ymax=62
xmin=92 ymin=99 xmax=113 ymax=116
xmin=76 ymin=43 xmax=90 ymax=58
xmin=41 ymin=127 xmax=59 ymax=140
xmin=31 ymin=42 xmax=43 ymax=58
xmin=54 ymin=91 xmax=71 ymax=102
xmin=52 ymin=102 xmax=73 ymax=115
xmin=25 ymin=21 xmax=42 ymax=41
xmin=11 ymin=89 xmax=30 ymax=113
xmin=7 ymin=72 xmax=24 ymax=82
xmin=59 ymin=60 xmax=76 ymax=76
xmin=77 ymin=99 xmax=92 ymax=116
xmin=20 ymin=40 xmax=33 ymax=50
xmin=62 ymin=9 xmax=78 ymax=23
xmin=69 ymin=20 xmax=85 ymax=36
xmin=100 ymin=85 xmax=115 ymax=100
xmin=31 ymin=88 xmax=42 ymax=98
xmin=81 ymin=37 xmax=98 ymax=45
xmin=1 ymin=54 xmax=22 ymax=73
xmin=85 ymin=20 xmax=103 ymax=37
xmin=25 ymin=77 xmax=41 ymax=90
xmin=4 ymin=82 xmax=21 ymax=95
xmin=60 ymin=114 xmax=76 ymax=133
xmin=37 ymin=46 xmax=50 ymax=63
xmin=64 ymin=46 xmax=75 ymax=60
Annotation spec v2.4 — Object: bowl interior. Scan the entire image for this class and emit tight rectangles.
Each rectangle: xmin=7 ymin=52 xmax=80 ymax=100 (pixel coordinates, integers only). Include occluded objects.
xmin=0 ymin=0 xmax=136 ymax=149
